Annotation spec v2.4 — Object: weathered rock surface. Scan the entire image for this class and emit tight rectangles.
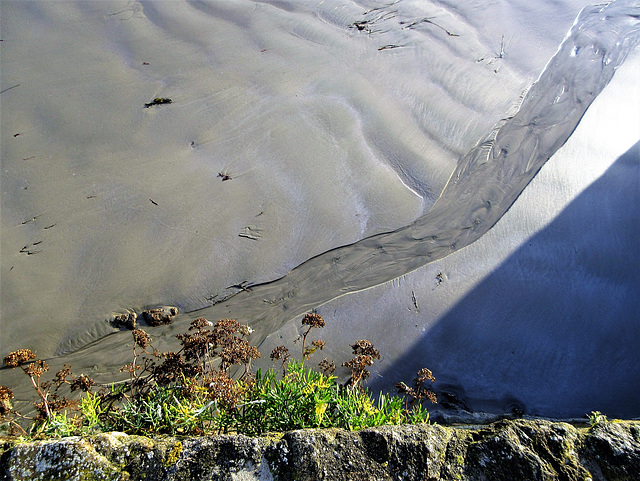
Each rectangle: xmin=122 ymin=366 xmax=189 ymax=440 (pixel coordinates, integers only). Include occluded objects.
xmin=1 ymin=419 xmax=638 ymax=480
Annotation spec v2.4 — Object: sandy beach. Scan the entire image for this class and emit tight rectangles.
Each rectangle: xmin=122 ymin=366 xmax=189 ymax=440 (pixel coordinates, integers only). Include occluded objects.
xmin=1 ymin=0 xmax=639 ymax=418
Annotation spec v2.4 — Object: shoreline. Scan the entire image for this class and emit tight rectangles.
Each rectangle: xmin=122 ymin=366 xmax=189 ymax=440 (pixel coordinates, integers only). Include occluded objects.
xmin=2 ymin=0 xmax=639 ymax=421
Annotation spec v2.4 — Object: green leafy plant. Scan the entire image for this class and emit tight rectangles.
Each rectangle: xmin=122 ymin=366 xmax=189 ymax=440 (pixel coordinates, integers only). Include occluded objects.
xmin=228 ymin=314 xmax=436 ymax=435
xmin=231 ymin=358 xmax=432 ymax=435
xmin=106 ymin=382 xmax=218 ymax=436
xmin=588 ymin=411 xmax=608 ymax=426
xmin=78 ymin=391 xmax=106 ymax=434
xmin=230 ymin=360 xmax=332 ymax=435
xmin=1 ymin=312 xmax=437 ymax=438
xmin=41 ymin=411 xmax=77 ymax=438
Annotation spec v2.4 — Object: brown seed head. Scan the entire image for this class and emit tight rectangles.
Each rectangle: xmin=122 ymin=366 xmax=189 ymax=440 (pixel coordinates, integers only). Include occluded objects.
xmin=302 ymin=313 xmax=325 ymax=328
xmin=176 ymin=329 xmax=211 ymax=361
xmin=0 ymin=386 xmax=14 ymax=402
xmin=189 ymin=317 xmax=212 ymax=331
xmin=207 ymin=371 xmax=242 ymax=409
xmin=132 ymin=329 xmax=151 ymax=349
xmin=220 ymin=338 xmax=260 ymax=367
xmin=350 ymin=340 xmax=380 ymax=359
xmin=3 ymin=349 xmax=36 ymax=368
xmin=318 ymin=358 xmax=336 ymax=374
xmin=213 ymin=318 xmax=241 ymax=335
xmin=24 ymin=359 xmax=49 ymax=377
xmin=55 ymin=364 xmax=73 ymax=384
xmin=270 ymin=345 xmax=290 ymax=362
xmin=154 ymin=351 xmax=200 ymax=383
xmin=343 ymin=354 xmax=375 ymax=370
xmin=415 ymin=368 xmax=435 ymax=384
xmin=70 ymin=374 xmax=95 ymax=392
xmin=209 ymin=319 xmax=252 ymax=347
xmin=0 ymin=386 xmax=14 ymax=421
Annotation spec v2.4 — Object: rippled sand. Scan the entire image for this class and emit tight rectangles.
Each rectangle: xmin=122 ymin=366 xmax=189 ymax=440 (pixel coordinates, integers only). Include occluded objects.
xmin=1 ymin=0 xmax=638 ymax=417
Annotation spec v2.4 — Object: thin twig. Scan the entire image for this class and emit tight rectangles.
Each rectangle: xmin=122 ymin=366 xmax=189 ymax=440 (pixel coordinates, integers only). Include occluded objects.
xmin=400 ymin=18 xmax=459 ymax=36
xmin=0 ymin=84 xmax=20 ymax=95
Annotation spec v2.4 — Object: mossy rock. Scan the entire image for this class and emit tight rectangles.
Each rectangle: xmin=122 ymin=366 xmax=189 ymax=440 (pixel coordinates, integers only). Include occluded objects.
xmin=1 ymin=420 xmax=639 ymax=480
xmin=581 ymin=420 xmax=640 ymax=481
xmin=3 ymin=436 xmax=125 ymax=480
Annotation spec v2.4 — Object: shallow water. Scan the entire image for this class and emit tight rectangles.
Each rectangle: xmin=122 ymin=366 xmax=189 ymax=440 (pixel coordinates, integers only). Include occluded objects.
xmin=2 ymin=0 xmax=639 ymax=416
xmin=63 ymin=0 xmax=640 ymax=349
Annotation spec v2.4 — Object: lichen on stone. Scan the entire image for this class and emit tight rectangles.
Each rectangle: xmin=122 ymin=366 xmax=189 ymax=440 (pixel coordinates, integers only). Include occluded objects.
xmin=1 ymin=420 xmax=639 ymax=480
xmin=164 ymin=441 xmax=182 ymax=467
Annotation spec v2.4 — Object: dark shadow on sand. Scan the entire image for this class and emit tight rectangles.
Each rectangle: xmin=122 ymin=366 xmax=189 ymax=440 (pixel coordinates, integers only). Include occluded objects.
xmin=372 ymin=141 xmax=640 ymax=419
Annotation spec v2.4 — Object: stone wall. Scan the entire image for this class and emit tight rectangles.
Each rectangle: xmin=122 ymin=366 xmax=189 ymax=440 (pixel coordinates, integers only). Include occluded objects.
xmin=1 ymin=419 xmax=639 ymax=480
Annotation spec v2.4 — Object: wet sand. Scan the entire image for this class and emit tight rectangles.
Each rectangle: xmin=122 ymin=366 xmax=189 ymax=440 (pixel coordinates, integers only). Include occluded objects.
xmin=1 ymin=0 xmax=639 ymax=417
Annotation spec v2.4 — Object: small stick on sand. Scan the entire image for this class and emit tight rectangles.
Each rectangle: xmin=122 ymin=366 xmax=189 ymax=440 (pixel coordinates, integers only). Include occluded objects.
xmin=0 ymin=84 xmax=20 ymax=95
xmin=20 ymin=214 xmax=43 ymax=225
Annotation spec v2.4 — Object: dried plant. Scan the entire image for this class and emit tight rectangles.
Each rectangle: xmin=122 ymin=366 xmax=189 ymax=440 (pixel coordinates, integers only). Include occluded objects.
xmin=3 ymin=352 xmax=52 ymax=419
xmin=220 ymin=338 xmax=260 ymax=374
xmin=132 ymin=329 xmax=151 ymax=349
xmin=69 ymin=374 xmax=95 ymax=393
xmin=318 ymin=358 xmax=336 ymax=375
xmin=342 ymin=340 xmax=381 ymax=390
xmin=302 ymin=313 xmax=325 ymax=329
xmin=270 ymin=345 xmax=290 ymax=374
xmin=105 ymin=317 xmax=262 ymax=434
xmin=207 ymin=371 xmax=243 ymax=410
xmin=3 ymin=349 xmax=36 ymax=368
xmin=350 ymin=340 xmax=380 ymax=358
xmin=119 ymin=328 xmax=159 ymax=397
xmin=0 ymin=386 xmax=14 ymax=422
xmin=1 ymin=312 xmax=437 ymax=438
xmin=2 ymin=349 xmax=96 ymax=434
xmin=396 ymin=367 xmax=437 ymax=408
xmin=0 ymin=383 xmax=29 ymax=437
xmin=303 ymin=339 xmax=325 ymax=360
xmin=300 ymin=312 xmax=325 ymax=360
xmin=152 ymin=351 xmax=198 ymax=385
